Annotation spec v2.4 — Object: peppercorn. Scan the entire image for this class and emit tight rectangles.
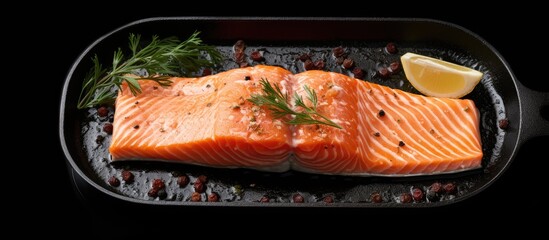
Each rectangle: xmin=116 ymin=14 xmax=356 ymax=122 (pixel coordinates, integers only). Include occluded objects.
xmin=313 ymin=60 xmax=325 ymax=70
xmin=412 ymin=188 xmax=424 ymax=202
xmin=430 ymin=182 xmax=443 ymax=193
xmin=177 ymin=175 xmax=190 ymax=187
xmin=148 ymin=188 xmax=159 ymax=198
xmin=121 ymin=170 xmax=134 ymax=183
xmin=208 ymin=192 xmax=220 ymax=202
xmin=97 ymin=106 xmax=108 ymax=117
xmin=332 ymin=46 xmax=345 ymax=57
xmin=443 ymin=183 xmax=457 ymax=194
xmin=499 ymin=119 xmax=509 ymax=129
xmin=152 ymin=179 xmax=165 ymax=190
xmin=197 ymin=175 xmax=208 ymax=184
xmin=108 ymin=176 xmax=120 ymax=187
xmin=103 ymin=123 xmax=113 ymax=135
xmin=234 ymin=51 xmax=245 ymax=63
xmin=389 ymin=61 xmax=400 ymax=73
xmin=298 ymin=53 xmax=311 ymax=62
xmin=202 ymin=68 xmax=212 ymax=76
xmin=370 ymin=193 xmax=383 ymax=203
xmin=304 ymin=59 xmax=314 ymax=70
xmin=400 ymin=193 xmax=412 ymax=203
xmin=234 ymin=40 xmax=246 ymax=51
xmin=157 ymin=189 xmax=167 ymax=200
xmin=260 ymin=196 xmax=270 ymax=203
xmin=323 ymin=196 xmax=334 ymax=203
xmin=293 ymin=193 xmax=304 ymax=203
xmin=385 ymin=42 xmax=397 ymax=54
xmin=378 ymin=109 xmax=386 ymax=117
xmin=352 ymin=67 xmax=364 ymax=79
xmin=250 ymin=51 xmax=264 ymax=61
xmin=378 ymin=68 xmax=390 ymax=78
xmin=190 ymin=192 xmax=201 ymax=202
xmin=194 ymin=181 xmax=206 ymax=193
xmin=342 ymin=58 xmax=354 ymax=69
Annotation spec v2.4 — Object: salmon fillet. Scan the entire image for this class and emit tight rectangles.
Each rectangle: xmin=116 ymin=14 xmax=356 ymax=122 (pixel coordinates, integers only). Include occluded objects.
xmin=110 ymin=65 xmax=482 ymax=176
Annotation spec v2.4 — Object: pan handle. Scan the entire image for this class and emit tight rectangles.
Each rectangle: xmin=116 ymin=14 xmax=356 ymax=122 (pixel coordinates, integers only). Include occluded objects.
xmin=518 ymin=83 xmax=549 ymax=140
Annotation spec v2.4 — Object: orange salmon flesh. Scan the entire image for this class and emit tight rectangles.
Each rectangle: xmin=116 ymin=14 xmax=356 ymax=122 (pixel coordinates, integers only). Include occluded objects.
xmin=110 ymin=65 xmax=482 ymax=176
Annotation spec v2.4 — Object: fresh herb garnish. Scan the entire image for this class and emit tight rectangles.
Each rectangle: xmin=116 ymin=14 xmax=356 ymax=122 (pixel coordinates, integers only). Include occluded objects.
xmin=248 ymin=79 xmax=342 ymax=129
xmin=77 ymin=31 xmax=221 ymax=109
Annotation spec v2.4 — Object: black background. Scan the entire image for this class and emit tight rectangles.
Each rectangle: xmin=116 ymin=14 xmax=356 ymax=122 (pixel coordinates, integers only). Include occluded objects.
xmin=28 ymin=6 xmax=548 ymax=235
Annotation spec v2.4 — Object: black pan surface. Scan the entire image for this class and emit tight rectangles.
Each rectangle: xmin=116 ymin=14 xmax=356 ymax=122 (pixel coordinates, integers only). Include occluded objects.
xmin=59 ymin=17 xmax=549 ymax=208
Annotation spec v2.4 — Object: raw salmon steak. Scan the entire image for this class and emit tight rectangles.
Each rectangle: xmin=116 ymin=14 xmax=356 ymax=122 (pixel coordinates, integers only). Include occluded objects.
xmin=110 ymin=65 xmax=482 ymax=176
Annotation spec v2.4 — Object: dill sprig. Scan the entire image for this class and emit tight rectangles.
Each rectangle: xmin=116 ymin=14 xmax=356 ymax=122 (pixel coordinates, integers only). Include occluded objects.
xmin=77 ymin=31 xmax=222 ymax=109
xmin=248 ymin=79 xmax=342 ymax=129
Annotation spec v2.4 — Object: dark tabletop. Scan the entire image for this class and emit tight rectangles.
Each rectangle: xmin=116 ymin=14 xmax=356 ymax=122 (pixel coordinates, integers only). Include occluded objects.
xmin=37 ymin=7 xmax=546 ymax=235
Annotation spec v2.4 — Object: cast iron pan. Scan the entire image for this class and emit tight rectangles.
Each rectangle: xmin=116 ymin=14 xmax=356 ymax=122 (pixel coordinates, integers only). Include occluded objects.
xmin=59 ymin=17 xmax=549 ymax=208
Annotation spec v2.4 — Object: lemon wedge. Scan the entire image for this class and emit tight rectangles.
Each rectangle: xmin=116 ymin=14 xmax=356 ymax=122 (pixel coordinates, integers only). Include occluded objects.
xmin=401 ymin=52 xmax=483 ymax=98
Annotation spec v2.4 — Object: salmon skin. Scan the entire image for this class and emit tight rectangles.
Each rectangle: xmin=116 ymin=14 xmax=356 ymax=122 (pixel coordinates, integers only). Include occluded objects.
xmin=110 ymin=65 xmax=482 ymax=176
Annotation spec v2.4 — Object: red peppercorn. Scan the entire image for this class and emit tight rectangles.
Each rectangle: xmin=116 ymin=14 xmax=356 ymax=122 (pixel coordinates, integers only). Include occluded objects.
xmin=304 ymin=59 xmax=314 ymax=70
xmin=202 ymin=68 xmax=212 ymax=76
xmin=250 ymin=51 xmax=264 ymax=62
xmin=430 ymin=182 xmax=443 ymax=193
xmin=293 ymin=193 xmax=304 ymax=203
xmin=342 ymin=58 xmax=354 ymax=69
xmin=313 ymin=60 xmax=325 ymax=70
xmin=177 ymin=175 xmax=190 ymax=187
xmin=197 ymin=175 xmax=208 ymax=184
xmin=412 ymin=188 xmax=424 ymax=202
xmin=385 ymin=42 xmax=398 ymax=54
xmin=208 ymin=192 xmax=220 ymax=202
xmin=443 ymin=183 xmax=457 ymax=194
xmin=190 ymin=192 xmax=201 ymax=202
xmin=239 ymin=62 xmax=250 ymax=68
xmin=389 ymin=61 xmax=400 ymax=73
xmin=371 ymin=193 xmax=383 ymax=203
xmin=260 ymin=196 xmax=270 ymax=203
xmin=298 ymin=53 xmax=312 ymax=62
xmin=499 ymin=119 xmax=509 ymax=129
xmin=323 ymin=196 xmax=334 ymax=203
xmin=234 ymin=40 xmax=246 ymax=52
xmin=234 ymin=51 xmax=245 ymax=63
xmin=108 ymin=176 xmax=120 ymax=187
xmin=400 ymin=193 xmax=412 ymax=203
xmin=378 ymin=68 xmax=390 ymax=78
xmin=152 ymin=179 xmax=165 ymax=190
xmin=352 ymin=67 xmax=364 ymax=79
xmin=194 ymin=181 xmax=206 ymax=193
xmin=97 ymin=106 xmax=108 ymax=117
xmin=121 ymin=170 xmax=134 ymax=183
xmin=103 ymin=123 xmax=113 ymax=135
xmin=148 ymin=188 xmax=159 ymax=198
xmin=332 ymin=46 xmax=346 ymax=58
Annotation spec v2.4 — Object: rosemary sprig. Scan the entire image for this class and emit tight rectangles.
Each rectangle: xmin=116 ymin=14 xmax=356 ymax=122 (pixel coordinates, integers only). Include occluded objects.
xmin=77 ymin=31 xmax=222 ymax=109
xmin=248 ymin=79 xmax=343 ymax=129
